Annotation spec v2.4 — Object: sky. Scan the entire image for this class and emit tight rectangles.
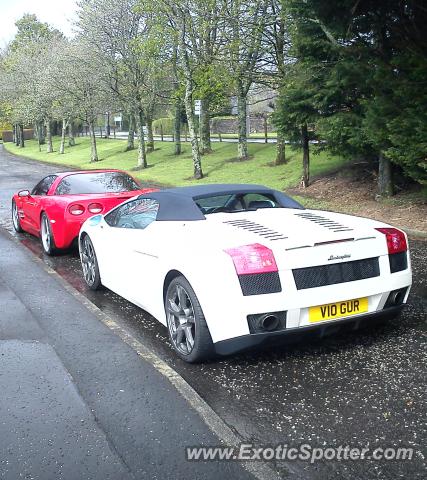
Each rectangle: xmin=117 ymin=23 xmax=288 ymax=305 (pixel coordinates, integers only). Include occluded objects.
xmin=0 ymin=0 xmax=77 ymax=48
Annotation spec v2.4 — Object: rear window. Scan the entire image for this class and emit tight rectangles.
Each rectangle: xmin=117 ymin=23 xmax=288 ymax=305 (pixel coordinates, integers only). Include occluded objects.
xmin=55 ymin=172 xmax=140 ymax=195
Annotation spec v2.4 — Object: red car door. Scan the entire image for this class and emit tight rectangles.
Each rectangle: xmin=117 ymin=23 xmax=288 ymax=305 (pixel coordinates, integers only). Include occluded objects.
xmin=22 ymin=175 xmax=58 ymax=234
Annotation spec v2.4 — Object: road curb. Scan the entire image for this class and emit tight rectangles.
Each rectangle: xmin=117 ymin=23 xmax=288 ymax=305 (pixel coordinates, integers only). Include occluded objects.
xmin=403 ymin=227 xmax=427 ymax=240
xmin=2 ymin=228 xmax=284 ymax=480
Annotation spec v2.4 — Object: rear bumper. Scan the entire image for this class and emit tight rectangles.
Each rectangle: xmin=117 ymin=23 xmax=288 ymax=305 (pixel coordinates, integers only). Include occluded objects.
xmin=214 ymin=305 xmax=405 ymax=356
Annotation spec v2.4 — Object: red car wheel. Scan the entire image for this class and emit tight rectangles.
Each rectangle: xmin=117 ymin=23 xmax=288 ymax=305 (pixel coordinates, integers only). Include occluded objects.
xmin=40 ymin=212 xmax=58 ymax=255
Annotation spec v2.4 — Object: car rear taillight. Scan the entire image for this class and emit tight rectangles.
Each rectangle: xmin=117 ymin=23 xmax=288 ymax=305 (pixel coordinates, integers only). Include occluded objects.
xmin=224 ymin=243 xmax=278 ymax=275
xmin=68 ymin=204 xmax=85 ymax=216
xmin=88 ymin=203 xmax=103 ymax=214
xmin=375 ymin=228 xmax=407 ymax=254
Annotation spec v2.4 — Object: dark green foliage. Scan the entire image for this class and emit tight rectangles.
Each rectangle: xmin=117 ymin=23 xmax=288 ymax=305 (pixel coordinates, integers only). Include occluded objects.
xmin=275 ymin=0 xmax=427 ymax=188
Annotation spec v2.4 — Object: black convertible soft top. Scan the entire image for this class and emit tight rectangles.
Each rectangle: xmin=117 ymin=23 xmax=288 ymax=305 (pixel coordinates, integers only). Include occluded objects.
xmin=138 ymin=184 xmax=304 ymax=221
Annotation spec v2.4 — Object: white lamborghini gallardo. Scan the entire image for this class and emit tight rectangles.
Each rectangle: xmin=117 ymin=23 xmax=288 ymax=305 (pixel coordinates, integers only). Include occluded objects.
xmin=79 ymin=184 xmax=412 ymax=362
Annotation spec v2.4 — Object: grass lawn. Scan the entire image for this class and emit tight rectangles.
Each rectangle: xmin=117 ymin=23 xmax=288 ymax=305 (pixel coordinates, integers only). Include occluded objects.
xmin=4 ymin=137 xmax=347 ymax=196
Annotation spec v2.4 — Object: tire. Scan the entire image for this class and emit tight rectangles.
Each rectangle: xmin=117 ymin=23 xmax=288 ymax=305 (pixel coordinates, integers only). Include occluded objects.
xmin=11 ymin=199 xmax=23 ymax=233
xmin=165 ymin=275 xmax=215 ymax=363
xmin=80 ymin=234 xmax=102 ymax=290
xmin=40 ymin=212 xmax=58 ymax=255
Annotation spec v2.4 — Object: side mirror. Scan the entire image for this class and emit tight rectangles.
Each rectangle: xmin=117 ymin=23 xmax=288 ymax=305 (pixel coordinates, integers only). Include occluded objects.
xmin=18 ymin=190 xmax=31 ymax=197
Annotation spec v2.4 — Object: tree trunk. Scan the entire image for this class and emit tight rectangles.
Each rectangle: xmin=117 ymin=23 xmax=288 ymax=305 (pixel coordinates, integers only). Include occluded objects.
xmin=88 ymin=121 xmax=99 ymax=162
xmin=105 ymin=113 xmax=110 ymax=138
xmin=68 ymin=121 xmax=75 ymax=146
xmin=183 ymin=80 xmax=202 ymax=178
xmin=135 ymin=107 xmax=147 ymax=168
xmin=172 ymin=40 xmax=182 ymax=156
xmin=125 ymin=115 xmax=135 ymax=151
xmin=19 ymin=124 xmax=24 ymax=148
xmin=59 ymin=119 xmax=67 ymax=154
xmin=200 ymin=99 xmax=212 ymax=154
xmin=160 ymin=123 xmax=164 ymax=142
xmin=378 ymin=152 xmax=393 ymax=197
xmin=14 ymin=123 xmax=21 ymax=147
xmin=301 ymin=123 xmax=310 ymax=187
xmin=263 ymin=115 xmax=268 ymax=144
xmin=174 ymin=98 xmax=182 ymax=155
xmin=146 ymin=115 xmax=154 ymax=153
xmin=35 ymin=121 xmax=45 ymax=146
xmin=46 ymin=121 xmax=53 ymax=153
xmin=13 ymin=124 xmax=17 ymax=144
xmin=237 ymin=84 xmax=248 ymax=160
xmin=275 ymin=130 xmax=286 ymax=165
xmin=179 ymin=18 xmax=202 ymax=179
xmin=36 ymin=123 xmax=41 ymax=152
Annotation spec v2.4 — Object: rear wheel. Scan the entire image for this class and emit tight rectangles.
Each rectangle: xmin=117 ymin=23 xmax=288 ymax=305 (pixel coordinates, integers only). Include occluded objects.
xmin=11 ymin=199 xmax=23 ymax=232
xmin=80 ymin=235 xmax=102 ymax=290
xmin=165 ymin=276 xmax=214 ymax=363
xmin=40 ymin=212 xmax=57 ymax=255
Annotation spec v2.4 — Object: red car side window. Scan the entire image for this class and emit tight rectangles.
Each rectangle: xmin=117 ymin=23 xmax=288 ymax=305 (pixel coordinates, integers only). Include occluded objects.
xmin=31 ymin=175 xmax=58 ymax=196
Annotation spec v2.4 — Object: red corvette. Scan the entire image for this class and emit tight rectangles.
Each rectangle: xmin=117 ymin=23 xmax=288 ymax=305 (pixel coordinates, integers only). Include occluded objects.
xmin=11 ymin=169 xmax=157 ymax=254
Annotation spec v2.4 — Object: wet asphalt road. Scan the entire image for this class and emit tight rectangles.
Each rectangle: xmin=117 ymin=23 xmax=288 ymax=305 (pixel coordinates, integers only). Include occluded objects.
xmin=0 ymin=145 xmax=426 ymax=479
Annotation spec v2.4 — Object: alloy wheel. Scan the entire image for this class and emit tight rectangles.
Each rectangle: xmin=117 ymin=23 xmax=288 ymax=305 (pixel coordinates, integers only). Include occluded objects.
xmin=41 ymin=215 xmax=51 ymax=252
xmin=166 ymin=284 xmax=196 ymax=355
xmin=12 ymin=202 xmax=20 ymax=231
xmin=81 ymin=236 xmax=96 ymax=286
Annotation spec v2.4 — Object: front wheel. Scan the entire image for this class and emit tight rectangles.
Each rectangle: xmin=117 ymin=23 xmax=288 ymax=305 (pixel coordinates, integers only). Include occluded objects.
xmin=165 ymin=276 xmax=214 ymax=363
xmin=40 ymin=212 xmax=57 ymax=255
xmin=80 ymin=235 xmax=102 ymax=290
xmin=11 ymin=199 xmax=23 ymax=232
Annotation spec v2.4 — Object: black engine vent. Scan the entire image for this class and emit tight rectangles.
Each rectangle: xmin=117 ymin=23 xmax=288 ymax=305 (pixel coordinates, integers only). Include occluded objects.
xmin=238 ymin=272 xmax=282 ymax=296
xmin=389 ymin=252 xmax=408 ymax=273
xmin=223 ymin=219 xmax=288 ymax=240
xmin=293 ymin=257 xmax=380 ymax=290
xmin=294 ymin=212 xmax=353 ymax=233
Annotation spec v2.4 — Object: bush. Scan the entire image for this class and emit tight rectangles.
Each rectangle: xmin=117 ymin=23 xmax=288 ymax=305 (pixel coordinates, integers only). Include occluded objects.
xmin=153 ymin=118 xmax=174 ymax=136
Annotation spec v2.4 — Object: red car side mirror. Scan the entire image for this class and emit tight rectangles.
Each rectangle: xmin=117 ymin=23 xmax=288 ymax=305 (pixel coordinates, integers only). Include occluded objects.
xmin=18 ymin=190 xmax=31 ymax=197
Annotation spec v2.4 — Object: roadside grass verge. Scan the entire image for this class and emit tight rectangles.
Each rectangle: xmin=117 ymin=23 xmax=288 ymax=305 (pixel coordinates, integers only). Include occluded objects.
xmin=4 ymin=136 xmax=347 ymax=192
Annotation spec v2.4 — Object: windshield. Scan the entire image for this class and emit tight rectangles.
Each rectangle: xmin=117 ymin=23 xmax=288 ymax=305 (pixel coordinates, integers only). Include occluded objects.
xmin=55 ymin=172 xmax=140 ymax=195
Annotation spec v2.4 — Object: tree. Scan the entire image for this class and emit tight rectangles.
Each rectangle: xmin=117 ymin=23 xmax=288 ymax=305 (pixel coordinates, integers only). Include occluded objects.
xmin=282 ymin=0 xmax=427 ymax=194
xmin=274 ymin=62 xmax=319 ymax=187
xmin=222 ymin=0 xmax=268 ymax=161
xmin=47 ymin=38 xmax=111 ymax=162
xmin=151 ymin=0 xmax=205 ymax=178
xmin=262 ymin=0 xmax=292 ymax=165
xmin=77 ymin=0 xmax=166 ymax=168
xmin=7 ymin=14 xmax=65 ymax=151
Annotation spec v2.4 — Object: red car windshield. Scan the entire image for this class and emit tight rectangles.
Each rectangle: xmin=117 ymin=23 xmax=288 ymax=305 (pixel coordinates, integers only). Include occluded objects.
xmin=55 ymin=172 xmax=140 ymax=195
